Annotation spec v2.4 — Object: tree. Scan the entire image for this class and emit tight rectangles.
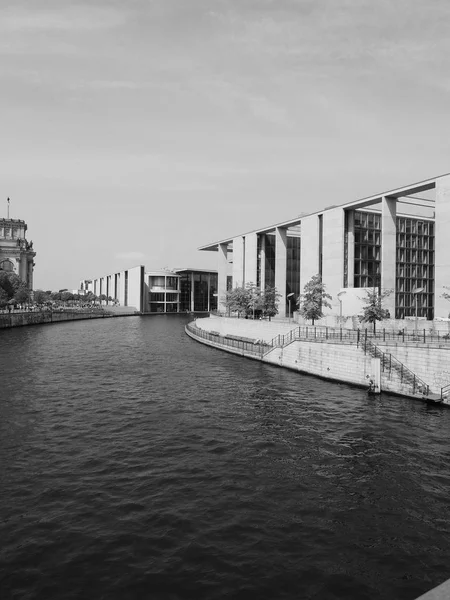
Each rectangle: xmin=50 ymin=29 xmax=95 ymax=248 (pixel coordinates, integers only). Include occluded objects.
xmin=359 ymin=288 xmax=391 ymax=333
xmin=0 ymin=272 xmax=30 ymax=307
xmin=261 ymin=286 xmax=281 ymax=320
xmin=225 ymin=286 xmax=251 ymax=317
xmin=34 ymin=289 xmax=50 ymax=305
xmin=299 ymin=274 xmax=332 ymax=325
xmin=14 ymin=284 xmax=30 ymax=305
xmin=61 ymin=291 xmax=74 ymax=304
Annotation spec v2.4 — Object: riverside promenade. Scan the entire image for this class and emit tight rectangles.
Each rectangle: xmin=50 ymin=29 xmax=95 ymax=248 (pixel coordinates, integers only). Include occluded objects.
xmin=0 ymin=306 xmax=138 ymax=329
xmin=186 ymin=315 xmax=450 ymax=402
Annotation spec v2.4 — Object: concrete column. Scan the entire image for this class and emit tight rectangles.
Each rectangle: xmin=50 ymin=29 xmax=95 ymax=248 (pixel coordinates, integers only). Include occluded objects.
xmin=190 ymin=272 xmax=195 ymax=312
xmin=435 ymin=175 xmax=450 ymax=318
xmin=347 ymin=210 xmax=355 ymax=288
xmin=218 ymin=242 xmax=228 ymax=313
xmin=244 ymin=232 xmax=258 ymax=287
xmin=232 ymin=236 xmax=245 ymax=288
xmin=207 ymin=274 xmax=211 ymax=312
xmin=275 ymin=227 xmax=288 ymax=317
xmin=322 ymin=207 xmax=345 ymax=314
xmin=259 ymin=234 xmax=266 ymax=290
xmin=381 ymin=196 xmax=397 ymax=317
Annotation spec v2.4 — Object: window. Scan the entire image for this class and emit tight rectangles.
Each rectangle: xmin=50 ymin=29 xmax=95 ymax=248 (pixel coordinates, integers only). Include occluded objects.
xmin=0 ymin=259 xmax=14 ymax=272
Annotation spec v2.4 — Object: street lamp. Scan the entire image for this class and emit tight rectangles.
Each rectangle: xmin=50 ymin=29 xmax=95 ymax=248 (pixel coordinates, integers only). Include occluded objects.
xmin=337 ymin=291 xmax=346 ymax=324
xmin=287 ymin=292 xmax=295 ymax=324
xmin=412 ymin=286 xmax=425 ymax=336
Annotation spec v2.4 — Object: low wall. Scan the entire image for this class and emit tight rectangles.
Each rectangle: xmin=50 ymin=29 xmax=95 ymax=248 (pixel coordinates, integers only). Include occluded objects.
xmin=0 ymin=310 xmax=137 ymax=329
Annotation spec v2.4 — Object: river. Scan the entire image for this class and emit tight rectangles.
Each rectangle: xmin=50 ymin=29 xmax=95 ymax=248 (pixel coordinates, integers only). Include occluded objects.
xmin=1 ymin=315 xmax=449 ymax=599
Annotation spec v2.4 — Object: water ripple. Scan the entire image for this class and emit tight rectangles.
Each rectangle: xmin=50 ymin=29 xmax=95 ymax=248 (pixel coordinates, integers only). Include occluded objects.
xmin=1 ymin=316 xmax=450 ymax=599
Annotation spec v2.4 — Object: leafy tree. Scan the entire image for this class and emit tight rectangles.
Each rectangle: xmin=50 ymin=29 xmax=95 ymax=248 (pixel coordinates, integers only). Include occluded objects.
xmin=225 ymin=283 xmax=280 ymax=319
xmin=299 ymin=274 xmax=332 ymax=325
xmin=261 ymin=286 xmax=281 ymax=320
xmin=34 ymin=289 xmax=50 ymax=305
xmin=0 ymin=272 xmax=30 ymax=307
xmin=225 ymin=286 xmax=251 ymax=317
xmin=14 ymin=285 xmax=30 ymax=305
xmin=61 ymin=291 xmax=74 ymax=303
xmin=359 ymin=288 xmax=391 ymax=333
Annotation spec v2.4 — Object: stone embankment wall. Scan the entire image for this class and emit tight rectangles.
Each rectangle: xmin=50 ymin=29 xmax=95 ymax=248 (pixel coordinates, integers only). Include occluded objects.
xmin=193 ymin=316 xmax=450 ymax=396
xmin=0 ymin=310 xmax=137 ymax=330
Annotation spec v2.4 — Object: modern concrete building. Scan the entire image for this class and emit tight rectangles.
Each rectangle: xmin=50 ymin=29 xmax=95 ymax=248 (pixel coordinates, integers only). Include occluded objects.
xmin=0 ymin=217 xmax=36 ymax=289
xmin=199 ymin=173 xmax=450 ymax=320
xmin=81 ymin=267 xmax=218 ymax=313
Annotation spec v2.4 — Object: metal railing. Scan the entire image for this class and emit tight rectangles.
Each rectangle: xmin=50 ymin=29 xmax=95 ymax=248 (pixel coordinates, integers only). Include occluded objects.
xmin=189 ymin=321 xmax=436 ymax=397
xmin=261 ymin=324 xmax=430 ymax=396
xmin=186 ymin=322 xmax=269 ymax=356
xmin=363 ymin=339 xmax=429 ymax=396
xmin=441 ymin=383 xmax=450 ymax=400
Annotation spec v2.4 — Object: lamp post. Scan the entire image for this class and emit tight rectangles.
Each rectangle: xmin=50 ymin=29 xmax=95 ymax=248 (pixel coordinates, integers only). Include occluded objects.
xmin=287 ymin=292 xmax=295 ymax=324
xmin=337 ymin=291 xmax=346 ymax=324
xmin=412 ymin=286 xmax=425 ymax=337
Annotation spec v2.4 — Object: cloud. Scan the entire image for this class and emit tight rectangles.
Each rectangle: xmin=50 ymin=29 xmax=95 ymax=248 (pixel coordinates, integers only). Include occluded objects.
xmin=0 ymin=5 xmax=125 ymax=32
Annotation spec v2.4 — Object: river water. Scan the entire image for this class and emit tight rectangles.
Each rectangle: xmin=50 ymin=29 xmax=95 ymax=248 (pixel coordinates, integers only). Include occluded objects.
xmin=1 ymin=315 xmax=449 ymax=600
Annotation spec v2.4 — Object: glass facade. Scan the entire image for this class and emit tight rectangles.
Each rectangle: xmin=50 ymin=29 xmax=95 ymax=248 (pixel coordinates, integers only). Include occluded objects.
xmin=264 ymin=234 xmax=276 ymax=289
xmin=286 ymin=236 xmax=301 ymax=302
xmin=354 ymin=211 xmax=381 ymax=289
xmin=396 ymin=217 xmax=434 ymax=320
xmin=352 ymin=210 xmax=435 ymax=320
xmin=178 ymin=271 xmax=218 ymax=312
xmin=147 ymin=274 xmax=180 ymax=313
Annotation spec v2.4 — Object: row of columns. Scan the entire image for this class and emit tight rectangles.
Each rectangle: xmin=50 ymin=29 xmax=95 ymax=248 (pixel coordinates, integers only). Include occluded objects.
xmin=217 ymin=227 xmax=289 ymax=317
xmin=217 ymin=199 xmax=399 ymax=319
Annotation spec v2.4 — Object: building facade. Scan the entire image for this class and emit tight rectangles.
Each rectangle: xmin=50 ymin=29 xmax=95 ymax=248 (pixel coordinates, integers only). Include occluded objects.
xmin=199 ymin=173 xmax=450 ymax=321
xmin=81 ymin=267 xmax=218 ymax=313
xmin=0 ymin=218 xmax=36 ymax=289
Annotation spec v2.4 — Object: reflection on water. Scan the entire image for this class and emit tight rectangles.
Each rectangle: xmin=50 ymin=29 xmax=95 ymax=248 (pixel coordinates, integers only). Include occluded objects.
xmin=1 ymin=315 xmax=450 ymax=600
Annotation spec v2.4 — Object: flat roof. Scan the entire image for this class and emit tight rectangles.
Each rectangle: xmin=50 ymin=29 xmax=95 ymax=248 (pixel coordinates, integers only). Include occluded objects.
xmin=199 ymin=172 xmax=447 ymax=252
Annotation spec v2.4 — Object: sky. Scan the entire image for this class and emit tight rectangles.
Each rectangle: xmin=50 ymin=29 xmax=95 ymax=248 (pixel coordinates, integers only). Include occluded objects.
xmin=1 ymin=0 xmax=450 ymax=291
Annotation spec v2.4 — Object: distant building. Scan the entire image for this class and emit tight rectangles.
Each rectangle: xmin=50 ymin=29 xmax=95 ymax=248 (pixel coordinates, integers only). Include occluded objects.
xmin=0 ymin=218 xmax=36 ymax=289
xmin=80 ymin=267 xmax=218 ymax=313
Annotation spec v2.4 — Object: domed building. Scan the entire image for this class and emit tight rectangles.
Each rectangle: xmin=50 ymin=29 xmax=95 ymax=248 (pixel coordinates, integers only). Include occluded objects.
xmin=0 ymin=215 xmax=36 ymax=289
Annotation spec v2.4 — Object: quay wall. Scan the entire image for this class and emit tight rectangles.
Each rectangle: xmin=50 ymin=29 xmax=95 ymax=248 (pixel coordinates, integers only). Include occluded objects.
xmin=193 ymin=316 xmax=450 ymax=396
xmin=0 ymin=309 xmax=138 ymax=330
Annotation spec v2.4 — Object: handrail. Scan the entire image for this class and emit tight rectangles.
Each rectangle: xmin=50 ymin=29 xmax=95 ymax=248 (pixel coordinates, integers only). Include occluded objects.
xmin=186 ymin=322 xmax=269 ymax=356
xmin=364 ymin=338 xmax=429 ymax=396
xmin=441 ymin=383 xmax=450 ymax=400
xmin=261 ymin=324 xmax=430 ymax=396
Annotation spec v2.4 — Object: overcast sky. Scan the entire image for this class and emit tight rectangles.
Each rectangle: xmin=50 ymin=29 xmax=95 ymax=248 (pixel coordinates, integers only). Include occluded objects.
xmin=2 ymin=0 xmax=450 ymax=290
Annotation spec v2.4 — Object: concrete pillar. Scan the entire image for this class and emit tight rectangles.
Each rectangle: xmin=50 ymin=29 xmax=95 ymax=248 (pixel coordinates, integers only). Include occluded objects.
xmin=347 ymin=210 xmax=355 ymax=288
xmin=190 ymin=272 xmax=195 ymax=312
xmin=434 ymin=175 xmax=450 ymax=318
xmin=232 ymin=236 xmax=245 ymax=288
xmin=381 ymin=196 xmax=397 ymax=317
xmin=322 ymin=207 xmax=345 ymax=314
xmin=300 ymin=214 xmax=320 ymax=295
xmin=259 ymin=234 xmax=266 ymax=290
xmin=275 ymin=227 xmax=287 ymax=317
xmin=218 ymin=242 xmax=228 ymax=313
xmin=244 ymin=232 xmax=258 ymax=287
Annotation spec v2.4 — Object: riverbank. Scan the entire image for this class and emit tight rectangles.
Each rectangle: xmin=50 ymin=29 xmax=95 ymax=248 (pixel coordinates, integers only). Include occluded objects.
xmin=187 ymin=316 xmax=450 ymax=403
xmin=0 ymin=307 xmax=138 ymax=329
